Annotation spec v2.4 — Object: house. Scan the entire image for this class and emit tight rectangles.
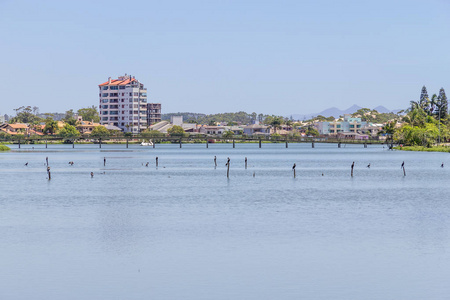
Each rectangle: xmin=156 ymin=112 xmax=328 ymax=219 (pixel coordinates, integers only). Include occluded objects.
xmin=76 ymin=120 xmax=102 ymax=135
xmin=243 ymin=124 xmax=270 ymax=136
xmin=0 ymin=123 xmax=29 ymax=135
xmin=200 ymin=126 xmax=226 ymax=135
xmin=0 ymin=123 xmax=43 ymax=136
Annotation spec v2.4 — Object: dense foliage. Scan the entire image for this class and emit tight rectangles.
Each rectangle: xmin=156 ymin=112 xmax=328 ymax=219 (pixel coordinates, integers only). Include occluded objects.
xmin=9 ymin=106 xmax=42 ymax=124
xmin=393 ymin=86 xmax=449 ymax=147
xmin=58 ymin=124 xmax=80 ymax=139
xmin=167 ymin=125 xmax=185 ymax=136
xmin=90 ymin=126 xmax=110 ymax=138
xmin=77 ymin=106 xmax=100 ymax=123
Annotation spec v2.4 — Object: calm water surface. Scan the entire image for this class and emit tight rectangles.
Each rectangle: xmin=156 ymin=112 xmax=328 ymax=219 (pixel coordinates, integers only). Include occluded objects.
xmin=1 ymin=143 xmax=450 ymax=299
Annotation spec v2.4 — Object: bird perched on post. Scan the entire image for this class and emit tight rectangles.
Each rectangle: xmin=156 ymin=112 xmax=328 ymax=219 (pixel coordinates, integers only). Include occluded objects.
xmin=292 ymin=163 xmax=296 ymax=170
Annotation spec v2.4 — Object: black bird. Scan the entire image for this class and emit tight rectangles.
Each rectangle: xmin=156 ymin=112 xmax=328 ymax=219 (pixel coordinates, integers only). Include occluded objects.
xmin=91 ymin=172 xmax=94 ymax=177
xmin=367 ymin=163 xmax=371 ymax=168
xmin=292 ymin=163 xmax=296 ymax=170
xmin=441 ymin=163 xmax=444 ymax=168
xmin=401 ymin=161 xmax=405 ymax=168
xmin=24 ymin=162 xmax=28 ymax=166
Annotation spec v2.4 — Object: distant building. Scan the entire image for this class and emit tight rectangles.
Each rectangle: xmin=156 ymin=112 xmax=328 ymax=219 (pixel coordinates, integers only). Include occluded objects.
xmin=37 ymin=113 xmax=65 ymax=121
xmin=200 ymin=126 xmax=226 ymax=135
xmin=243 ymin=124 xmax=270 ymax=136
xmin=313 ymin=114 xmax=385 ymax=137
xmin=76 ymin=118 xmax=102 ymax=135
xmin=171 ymin=116 xmax=183 ymax=126
xmin=98 ymin=74 xmax=148 ymax=133
xmin=0 ymin=115 xmax=5 ymax=124
xmin=147 ymin=103 xmax=162 ymax=126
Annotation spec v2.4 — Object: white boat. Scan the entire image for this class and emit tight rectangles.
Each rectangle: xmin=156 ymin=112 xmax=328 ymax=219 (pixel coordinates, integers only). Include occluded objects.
xmin=140 ymin=141 xmax=153 ymax=146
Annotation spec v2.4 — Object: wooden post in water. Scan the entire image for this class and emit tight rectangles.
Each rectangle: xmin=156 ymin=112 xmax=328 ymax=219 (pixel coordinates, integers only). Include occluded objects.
xmin=286 ymin=141 xmax=288 ymax=148
xmin=153 ymin=140 xmax=155 ymax=148
xmin=233 ymin=139 xmax=235 ymax=148
xmin=259 ymin=139 xmax=261 ymax=148
xmin=18 ymin=140 xmax=20 ymax=149
xmin=46 ymin=140 xmax=48 ymax=149
xmin=126 ymin=139 xmax=128 ymax=148
xmin=206 ymin=141 xmax=209 ymax=148
xmin=179 ymin=139 xmax=182 ymax=148
xmin=99 ymin=138 xmax=102 ymax=148
xmin=338 ymin=142 xmax=341 ymax=148
xmin=245 ymin=157 xmax=247 ymax=169
xmin=48 ymin=171 xmax=51 ymax=180
xmin=293 ymin=163 xmax=296 ymax=178
xmin=312 ymin=142 xmax=315 ymax=148
xmin=72 ymin=140 xmax=75 ymax=148
xmin=156 ymin=156 xmax=159 ymax=167
xmin=226 ymin=157 xmax=230 ymax=178
xmin=351 ymin=161 xmax=354 ymax=177
xmin=401 ymin=161 xmax=406 ymax=176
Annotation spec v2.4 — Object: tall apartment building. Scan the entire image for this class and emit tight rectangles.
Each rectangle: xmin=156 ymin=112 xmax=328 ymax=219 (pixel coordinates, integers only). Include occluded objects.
xmin=147 ymin=103 xmax=162 ymax=126
xmin=98 ymin=74 xmax=148 ymax=133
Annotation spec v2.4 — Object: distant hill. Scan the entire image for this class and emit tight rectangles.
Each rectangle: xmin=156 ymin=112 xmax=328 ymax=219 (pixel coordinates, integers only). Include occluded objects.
xmin=373 ymin=106 xmax=390 ymax=113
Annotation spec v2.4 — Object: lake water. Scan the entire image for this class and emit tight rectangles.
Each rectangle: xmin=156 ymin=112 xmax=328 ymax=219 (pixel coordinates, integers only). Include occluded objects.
xmin=1 ymin=143 xmax=450 ymax=299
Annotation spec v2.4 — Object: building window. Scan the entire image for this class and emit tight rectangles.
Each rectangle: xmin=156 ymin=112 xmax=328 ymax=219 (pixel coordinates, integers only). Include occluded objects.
xmin=102 ymin=86 xmax=108 ymax=90
xmin=119 ymin=86 xmax=125 ymax=90
xmin=110 ymin=86 xmax=118 ymax=90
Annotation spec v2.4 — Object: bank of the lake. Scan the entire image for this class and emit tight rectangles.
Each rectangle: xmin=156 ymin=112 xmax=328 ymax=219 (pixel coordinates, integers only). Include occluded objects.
xmin=394 ymin=145 xmax=450 ymax=153
xmin=0 ymin=144 xmax=10 ymax=151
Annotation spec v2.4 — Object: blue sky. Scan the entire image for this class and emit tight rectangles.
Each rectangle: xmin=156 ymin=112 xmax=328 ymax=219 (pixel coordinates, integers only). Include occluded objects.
xmin=1 ymin=0 xmax=449 ymax=116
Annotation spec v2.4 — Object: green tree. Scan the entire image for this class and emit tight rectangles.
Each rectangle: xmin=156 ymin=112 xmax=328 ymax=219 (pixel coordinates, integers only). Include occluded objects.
xmin=167 ymin=125 xmax=185 ymax=136
xmin=306 ymin=127 xmax=320 ymax=137
xmin=436 ymin=88 xmax=448 ymax=120
xmin=141 ymin=130 xmax=164 ymax=139
xmin=63 ymin=109 xmax=77 ymax=126
xmin=10 ymin=106 xmax=42 ymax=124
xmin=271 ymin=132 xmax=281 ymax=140
xmin=58 ymin=124 xmax=80 ymax=139
xmin=43 ymin=117 xmax=59 ymax=135
xmin=77 ymin=106 xmax=100 ymax=122
xmin=90 ymin=126 xmax=110 ymax=138
xmin=222 ymin=131 xmax=234 ymax=138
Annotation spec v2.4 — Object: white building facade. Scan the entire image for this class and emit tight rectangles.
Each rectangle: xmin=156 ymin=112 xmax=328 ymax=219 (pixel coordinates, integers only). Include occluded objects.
xmin=98 ymin=74 xmax=148 ymax=133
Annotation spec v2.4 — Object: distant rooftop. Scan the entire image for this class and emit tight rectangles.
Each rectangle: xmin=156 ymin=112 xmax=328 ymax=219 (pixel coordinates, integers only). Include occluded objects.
xmin=99 ymin=74 xmax=138 ymax=86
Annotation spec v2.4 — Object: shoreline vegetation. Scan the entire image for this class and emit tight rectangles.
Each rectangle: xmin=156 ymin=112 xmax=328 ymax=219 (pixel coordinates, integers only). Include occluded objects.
xmin=0 ymin=144 xmax=11 ymax=151
xmin=394 ymin=145 xmax=450 ymax=153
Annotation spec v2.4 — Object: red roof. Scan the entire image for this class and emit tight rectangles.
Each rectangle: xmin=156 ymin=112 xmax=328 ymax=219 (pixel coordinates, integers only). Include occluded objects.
xmin=99 ymin=78 xmax=137 ymax=86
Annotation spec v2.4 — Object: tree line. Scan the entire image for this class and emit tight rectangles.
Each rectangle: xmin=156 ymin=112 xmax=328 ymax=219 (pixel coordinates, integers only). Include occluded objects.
xmin=389 ymin=86 xmax=449 ymax=147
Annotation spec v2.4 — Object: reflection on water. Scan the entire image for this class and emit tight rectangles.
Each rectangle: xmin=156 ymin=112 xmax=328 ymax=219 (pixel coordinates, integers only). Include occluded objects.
xmin=1 ymin=143 xmax=450 ymax=299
